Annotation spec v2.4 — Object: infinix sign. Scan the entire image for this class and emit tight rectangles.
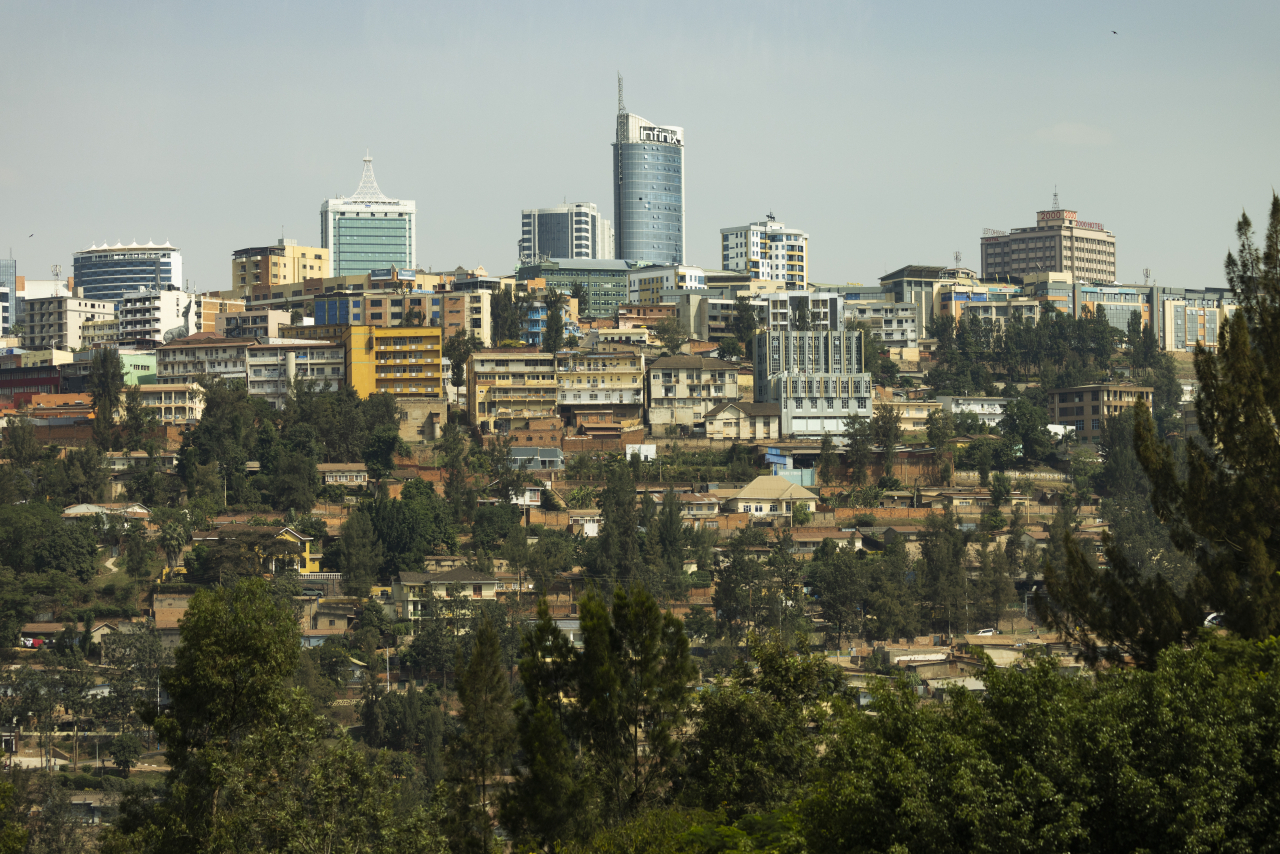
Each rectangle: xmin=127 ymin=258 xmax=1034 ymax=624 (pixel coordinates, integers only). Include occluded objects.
xmin=640 ymin=126 xmax=682 ymax=145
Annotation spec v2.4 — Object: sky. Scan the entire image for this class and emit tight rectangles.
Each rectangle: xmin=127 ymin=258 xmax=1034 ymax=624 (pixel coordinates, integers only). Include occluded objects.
xmin=2 ymin=1 xmax=1277 ymax=295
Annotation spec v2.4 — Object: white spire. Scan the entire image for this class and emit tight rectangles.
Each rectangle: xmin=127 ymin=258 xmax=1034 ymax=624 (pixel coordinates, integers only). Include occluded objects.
xmin=347 ymin=152 xmax=392 ymax=203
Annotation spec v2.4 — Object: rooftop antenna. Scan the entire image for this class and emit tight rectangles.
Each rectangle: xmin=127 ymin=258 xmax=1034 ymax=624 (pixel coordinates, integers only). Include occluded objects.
xmin=51 ymin=264 xmax=61 ymax=281
xmin=1052 ymin=186 xmax=1060 ymax=210
xmin=954 ymin=251 xmax=962 ymax=268
xmin=1143 ymin=268 xmax=1151 ymax=287
xmin=617 ymin=72 xmax=625 ymax=114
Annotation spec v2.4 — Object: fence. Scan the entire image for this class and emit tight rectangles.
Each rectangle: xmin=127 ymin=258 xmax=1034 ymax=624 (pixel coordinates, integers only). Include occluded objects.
xmin=953 ymin=470 xmax=1069 ymax=483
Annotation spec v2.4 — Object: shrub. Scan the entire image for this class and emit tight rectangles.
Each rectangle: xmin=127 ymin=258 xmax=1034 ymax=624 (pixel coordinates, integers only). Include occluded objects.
xmin=853 ymin=513 xmax=877 ymax=527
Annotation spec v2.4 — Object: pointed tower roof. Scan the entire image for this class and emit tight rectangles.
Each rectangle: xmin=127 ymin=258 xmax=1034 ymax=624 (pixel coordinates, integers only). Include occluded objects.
xmin=346 ymin=152 xmax=392 ymax=203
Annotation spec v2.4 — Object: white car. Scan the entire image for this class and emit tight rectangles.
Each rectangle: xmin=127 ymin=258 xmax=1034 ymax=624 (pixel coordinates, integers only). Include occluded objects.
xmin=975 ymin=628 xmax=997 ymax=636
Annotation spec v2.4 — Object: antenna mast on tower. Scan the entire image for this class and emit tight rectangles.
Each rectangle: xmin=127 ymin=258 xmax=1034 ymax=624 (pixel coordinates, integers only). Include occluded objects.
xmin=1052 ymin=186 xmax=1060 ymax=210
xmin=617 ymin=72 xmax=625 ymax=114
xmin=1143 ymin=268 xmax=1151 ymax=287
xmin=954 ymin=251 xmax=962 ymax=269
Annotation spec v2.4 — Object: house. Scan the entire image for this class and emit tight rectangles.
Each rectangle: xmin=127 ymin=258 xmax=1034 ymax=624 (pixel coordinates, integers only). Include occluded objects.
xmin=191 ymin=524 xmax=321 ymax=573
xmin=298 ymin=596 xmax=357 ymax=647
xmin=698 ymin=401 xmax=781 ymax=441
xmin=61 ymin=502 xmax=150 ymax=523
xmin=509 ymin=445 xmax=564 ymax=471
xmin=317 ymin=462 xmax=369 ymax=487
xmin=723 ymin=475 xmax=819 ymax=519
xmin=394 ymin=568 xmax=500 ymax=624
xmin=677 ymin=493 xmax=721 ymax=522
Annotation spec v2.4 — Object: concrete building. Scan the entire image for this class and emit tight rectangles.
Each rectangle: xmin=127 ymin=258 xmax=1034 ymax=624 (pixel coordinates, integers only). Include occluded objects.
xmin=981 ymin=207 xmax=1116 ymax=283
xmin=321 ymin=154 xmax=416 ymax=276
xmin=73 ymin=241 xmax=183 ymax=301
xmin=19 ymin=294 xmax=114 ymax=350
xmin=60 ymin=350 xmax=155 ymax=393
xmin=1157 ymin=292 xmax=1237 ymax=352
xmin=613 ymin=79 xmax=684 ymax=264
xmin=674 ymin=292 xmax=766 ymax=342
xmin=699 ymin=401 xmax=780 ymax=441
xmin=519 ymin=203 xmax=614 ymax=261
xmin=216 ymin=308 xmax=291 ymax=340
xmin=156 ymin=332 xmax=248 ymax=386
xmin=647 ymin=355 xmax=738 ymax=429
xmin=720 ymin=217 xmax=809 ymax=290
xmin=753 ymin=329 xmax=872 ymax=437
xmin=557 ymin=350 xmax=645 ymax=428
xmin=935 ymin=396 xmax=1011 ymax=429
xmin=0 ymin=258 xmax=14 ymax=334
xmin=276 ymin=323 xmax=444 ymax=400
xmin=764 ymin=292 xmax=843 ymax=331
xmin=877 ymin=265 xmax=948 ymax=327
xmin=137 ymin=383 xmax=203 ymax=422
xmin=247 ymin=339 xmax=345 ymax=409
xmin=230 ymin=240 xmax=328 ymax=295
xmin=116 ymin=289 xmax=206 ymax=346
xmin=1046 ymin=383 xmax=1154 ymax=444
xmin=515 ymin=259 xmax=637 ymax=318
xmin=441 ymin=291 xmax=492 ymax=346
xmin=846 ymin=300 xmax=922 ymax=347
xmin=629 ymin=264 xmax=705 ymax=305
xmin=466 ymin=348 xmax=560 ymax=434
xmin=523 ymin=297 xmax=578 ymax=348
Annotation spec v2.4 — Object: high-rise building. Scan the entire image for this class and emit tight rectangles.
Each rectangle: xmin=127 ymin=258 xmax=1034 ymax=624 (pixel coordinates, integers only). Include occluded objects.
xmin=519 ymin=203 xmax=614 ymax=261
xmin=229 ymin=239 xmax=328 ymax=297
xmin=981 ymin=207 xmax=1116 ymax=283
xmin=612 ymin=78 xmax=684 ymax=264
xmin=516 ymin=259 xmax=638 ymax=318
xmin=73 ymin=242 xmax=183 ymax=301
xmin=720 ymin=217 xmax=809 ymax=289
xmin=321 ymin=154 xmax=416 ymax=277
xmin=0 ymin=258 xmax=14 ymax=334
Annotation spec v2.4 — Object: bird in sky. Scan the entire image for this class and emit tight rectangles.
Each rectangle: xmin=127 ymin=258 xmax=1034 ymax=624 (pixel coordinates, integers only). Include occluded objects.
xmin=1112 ymin=30 xmax=1117 ymax=34
xmin=29 ymin=233 xmax=34 ymax=237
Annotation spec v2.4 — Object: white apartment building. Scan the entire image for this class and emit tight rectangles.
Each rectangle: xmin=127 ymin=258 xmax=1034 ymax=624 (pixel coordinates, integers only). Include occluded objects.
xmin=138 ymin=383 xmax=204 ymax=422
xmin=846 ymin=300 xmax=922 ymax=347
xmin=116 ymin=289 xmax=206 ymax=346
xmin=247 ymin=339 xmax=345 ymax=409
xmin=935 ymin=396 xmax=1011 ymax=429
xmin=156 ymin=332 xmax=247 ymax=386
xmin=647 ymin=355 xmax=739 ymax=429
xmin=628 ymin=264 xmax=706 ymax=305
xmin=720 ymin=217 xmax=809 ymax=290
xmin=19 ymin=294 xmax=114 ymax=350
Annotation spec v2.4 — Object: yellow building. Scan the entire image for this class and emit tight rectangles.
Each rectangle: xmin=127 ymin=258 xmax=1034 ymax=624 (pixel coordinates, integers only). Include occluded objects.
xmin=191 ymin=524 xmax=323 ymax=574
xmin=557 ymin=349 xmax=645 ymax=426
xmin=279 ymin=323 xmax=444 ymax=400
xmin=466 ymin=347 xmax=560 ymax=432
xmin=229 ymin=239 xmax=329 ymax=297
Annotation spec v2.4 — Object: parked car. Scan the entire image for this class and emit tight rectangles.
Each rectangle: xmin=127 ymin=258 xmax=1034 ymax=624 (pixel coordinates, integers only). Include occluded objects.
xmin=975 ymin=628 xmax=997 ymax=636
xmin=1204 ymin=612 xmax=1225 ymax=627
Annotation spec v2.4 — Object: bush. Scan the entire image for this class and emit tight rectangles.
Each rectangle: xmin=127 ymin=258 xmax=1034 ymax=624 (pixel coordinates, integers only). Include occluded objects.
xmin=853 ymin=513 xmax=877 ymax=527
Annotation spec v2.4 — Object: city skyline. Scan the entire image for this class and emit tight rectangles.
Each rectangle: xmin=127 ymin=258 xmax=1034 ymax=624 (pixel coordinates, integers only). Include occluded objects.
xmin=1 ymin=2 xmax=1277 ymax=294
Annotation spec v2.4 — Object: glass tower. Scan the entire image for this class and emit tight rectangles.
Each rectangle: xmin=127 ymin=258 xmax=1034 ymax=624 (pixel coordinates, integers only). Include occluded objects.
xmin=321 ymin=155 xmax=416 ymax=277
xmin=612 ymin=80 xmax=684 ymax=264
xmin=72 ymin=242 xmax=183 ymax=301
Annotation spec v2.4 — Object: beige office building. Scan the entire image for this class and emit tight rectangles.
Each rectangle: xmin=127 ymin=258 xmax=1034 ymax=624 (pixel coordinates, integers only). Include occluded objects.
xmin=981 ymin=209 xmax=1116 ymax=283
xmin=229 ymin=239 xmax=329 ymax=297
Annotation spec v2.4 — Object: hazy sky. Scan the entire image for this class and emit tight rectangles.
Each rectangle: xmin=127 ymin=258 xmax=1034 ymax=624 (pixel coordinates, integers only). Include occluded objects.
xmin=2 ymin=1 xmax=1277 ymax=294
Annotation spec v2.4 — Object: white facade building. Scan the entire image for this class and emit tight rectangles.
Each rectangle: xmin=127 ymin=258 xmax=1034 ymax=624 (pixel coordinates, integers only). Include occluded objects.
xmin=720 ymin=217 xmax=809 ymax=290
xmin=156 ymin=332 xmax=247 ymax=386
xmin=519 ymin=203 xmax=615 ymax=262
xmin=846 ymin=300 xmax=922 ymax=347
xmin=320 ymin=154 xmax=416 ymax=277
xmin=18 ymin=295 xmax=114 ymax=350
xmin=935 ymin=396 xmax=1011 ymax=429
xmin=628 ymin=264 xmax=705 ymax=305
xmin=247 ymin=339 xmax=345 ymax=409
xmin=116 ymin=289 xmax=205 ymax=346
xmin=73 ymin=242 xmax=183 ymax=301
xmin=754 ymin=329 xmax=873 ymax=437
xmin=764 ymin=292 xmax=843 ymax=331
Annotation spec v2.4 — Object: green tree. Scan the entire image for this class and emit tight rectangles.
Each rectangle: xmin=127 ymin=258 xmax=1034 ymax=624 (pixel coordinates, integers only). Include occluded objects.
xmin=577 ymin=586 xmax=697 ymax=824
xmin=920 ymin=510 xmax=968 ymax=635
xmin=121 ymin=384 xmax=160 ymax=453
xmin=327 ymin=509 xmax=385 ymax=596
xmin=731 ymin=295 xmax=759 ymax=347
xmin=841 ymin=413 xmax=873 ymax=486
xmin=109 ymin=732 xmax=144 ymax=772
xmin=712 ymin=528 xmax=767 ymax=641
xmin=871 ymin=402 xmax=903 ymax=481
xmin=364 ymin=422 xmax=407 ymax=489
xmin=158 ymin=520 xmax=188 ymax=570
xmin=125 ymin=524 xmax=153 ymax=580
xmin=817 ymin=434 xmax=839 ymax=486
xmin=717 ymin=337 xmax=743 ymax=360
xmin=88 ymin=347 xmax=126 ymax=450
xmin=443 ymin=330 xmax=483 ymax=392
xmin=542 ymin=288 xmax=566 ymax=354
xmin=654 ymin=316 xmax=688 ymax=353
xmin=446 ymin=616 xmax=516 ymax=853
xmin=1041 ymin=195 xmax=1280 ymax=668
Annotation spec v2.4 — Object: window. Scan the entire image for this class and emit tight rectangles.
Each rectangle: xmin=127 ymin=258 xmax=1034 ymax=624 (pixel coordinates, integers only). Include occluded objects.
xmin=1092 ymin=419 xmax=1101 ymax=430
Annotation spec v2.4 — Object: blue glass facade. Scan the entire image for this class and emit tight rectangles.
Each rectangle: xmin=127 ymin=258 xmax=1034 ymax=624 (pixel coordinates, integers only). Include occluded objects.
xmin=314 ymin=297 xmax=363 ymax=325
xmin=329 ymin=214 xmax=412 ymax=276
xmin=613 ymin=113 xmax=684 ymax=264
xmin=72 ymin=246 xmax=181 ymax=301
